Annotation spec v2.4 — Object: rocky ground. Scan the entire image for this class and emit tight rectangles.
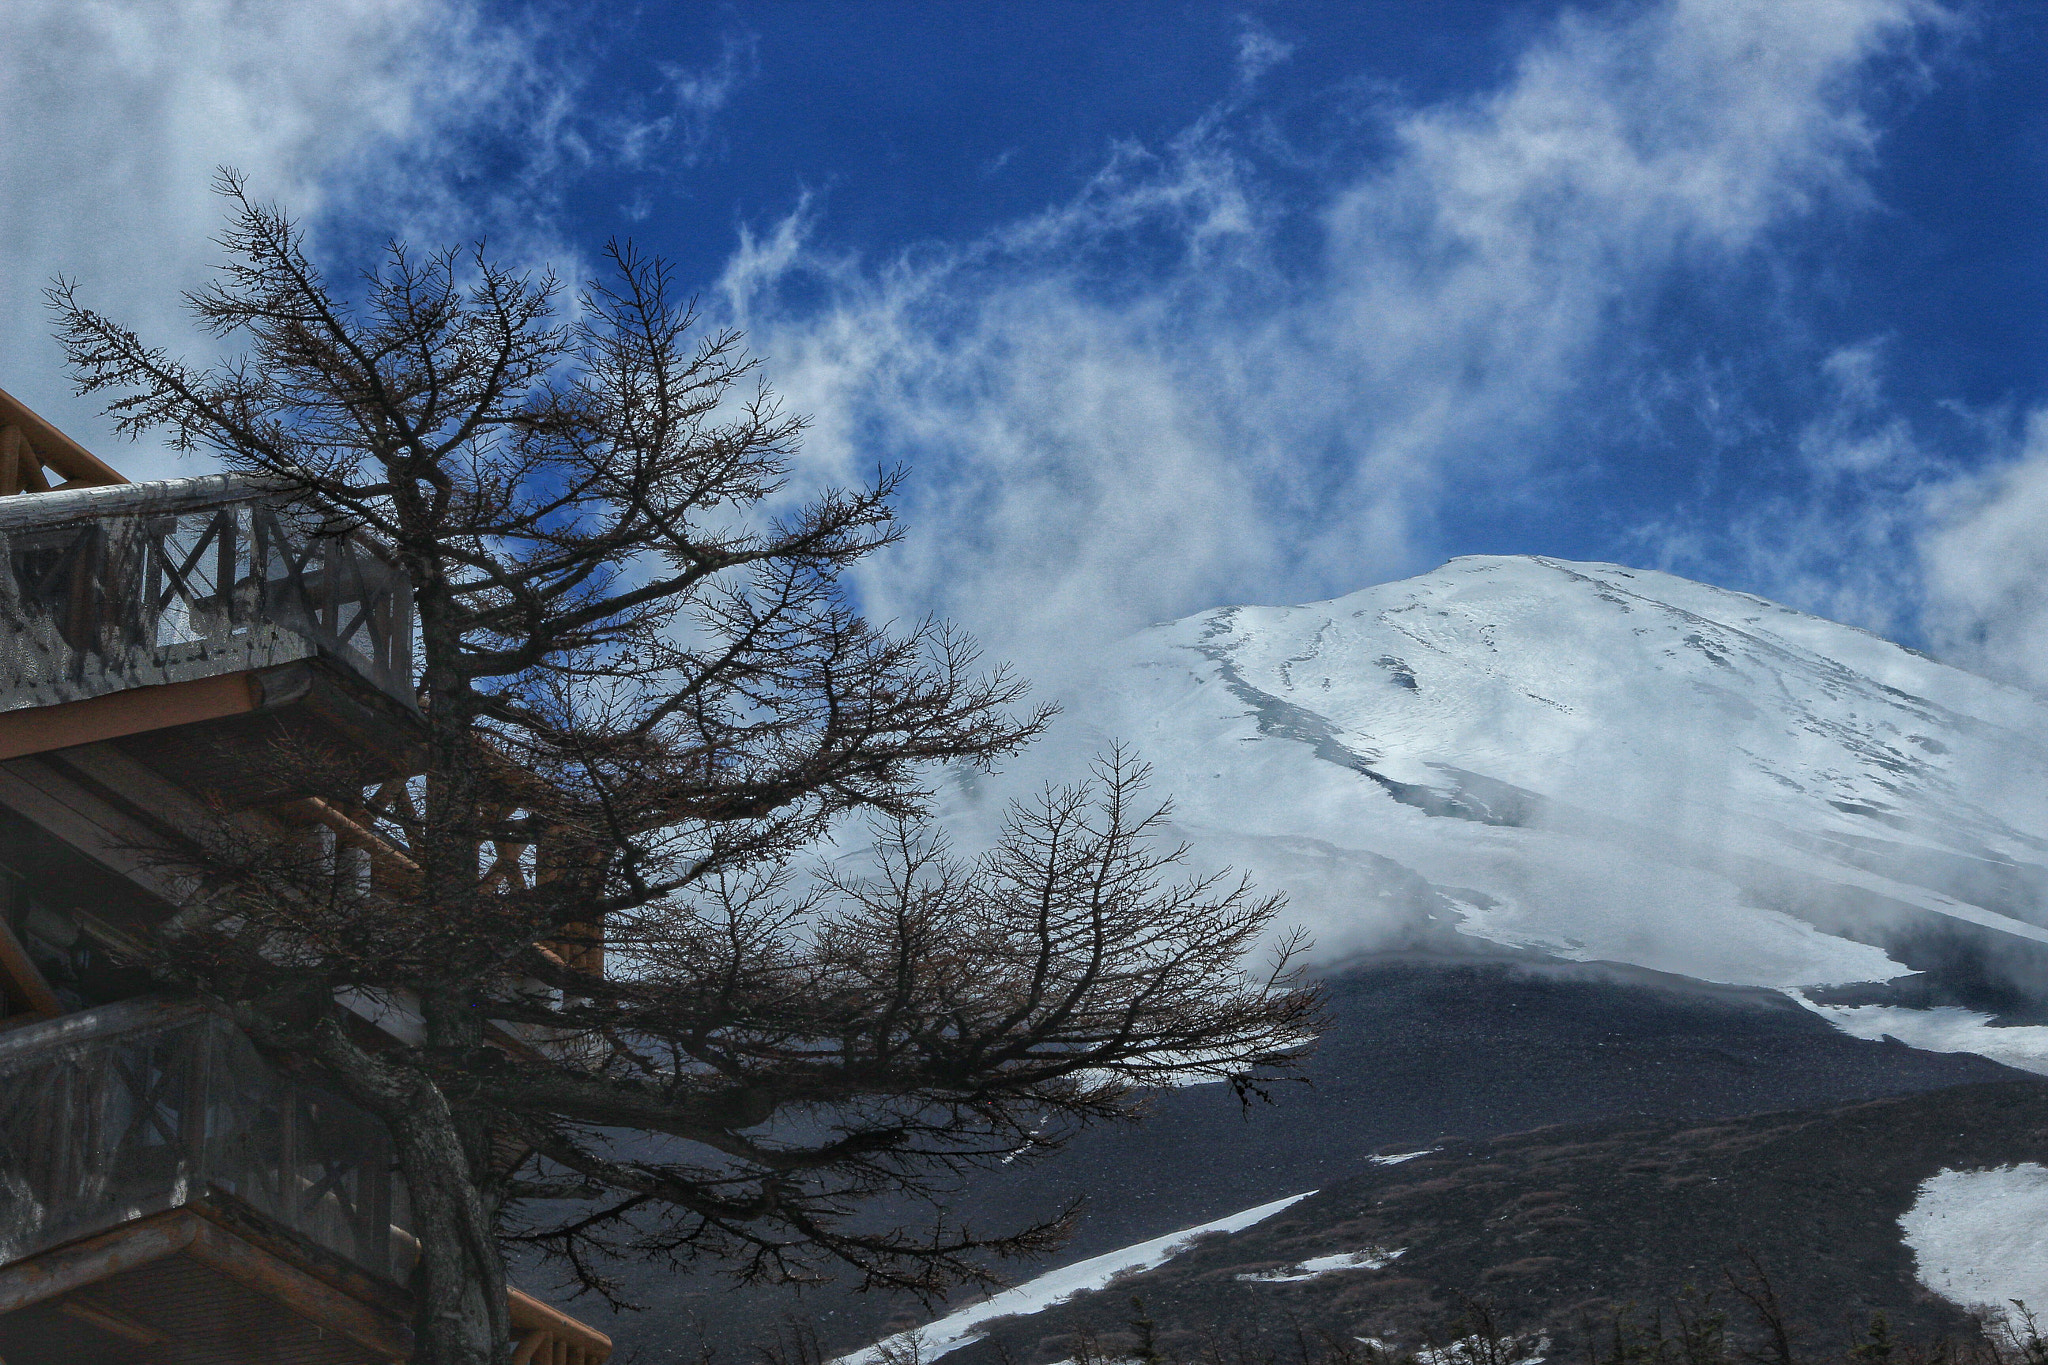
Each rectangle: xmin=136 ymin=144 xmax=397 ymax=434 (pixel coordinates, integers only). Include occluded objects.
xmin=939 ymin=1077 xmax=2048 ymax=1365
xmin=525 ymin=956 xmax=2025 ymax=1361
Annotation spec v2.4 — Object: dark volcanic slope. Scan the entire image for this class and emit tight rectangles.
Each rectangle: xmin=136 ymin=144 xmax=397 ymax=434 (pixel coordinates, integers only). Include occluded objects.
xmin=532 ymin=958 xmax=2024 ymax=1360
xmin=952 ymin=1078 xmax=2048 ymax=1365
xmin=945 ymin=958 xmax=2023 ymax=1259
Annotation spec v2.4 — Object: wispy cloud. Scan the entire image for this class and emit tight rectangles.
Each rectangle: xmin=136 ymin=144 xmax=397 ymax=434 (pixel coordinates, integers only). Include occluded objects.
xmin=712 ymin=0 xmax=1952 ymax=682
xmin=1234 ymin=18 xmax=1296 ymax=88
xmin=0 ymin=0 xmax=576 ymax=478
xmin=614 ymin=30 xmax=758 ymax=170
xmin=10 ymin=0 xmax=1993 ymax=687
xmin=1645 ymin=337 xmax=1948 ymax=640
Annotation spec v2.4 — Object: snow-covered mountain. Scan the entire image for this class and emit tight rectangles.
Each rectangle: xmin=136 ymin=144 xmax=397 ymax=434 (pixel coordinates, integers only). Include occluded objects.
xmin=586 ymin=557 xmax=2048 ymax=1364
xmin=1050 ymin=556 xmax=2048 ymax=1066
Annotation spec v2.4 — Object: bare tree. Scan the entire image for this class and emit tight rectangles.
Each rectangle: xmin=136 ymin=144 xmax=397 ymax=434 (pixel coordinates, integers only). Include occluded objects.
xmin=46 ymin=172 xmax=1318 ymax=1365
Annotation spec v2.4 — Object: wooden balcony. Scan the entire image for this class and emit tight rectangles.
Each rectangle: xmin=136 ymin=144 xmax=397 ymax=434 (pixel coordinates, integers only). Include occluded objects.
xmin=0 ymin=472 xmax=421 ymax=805
xmin=0 ymin=997 xmax=409 ymax=1280
xmin=0 ymin=392 xmax=610 ymax=1362
xmin=0 ymin=998 xmax=611 ymax=1363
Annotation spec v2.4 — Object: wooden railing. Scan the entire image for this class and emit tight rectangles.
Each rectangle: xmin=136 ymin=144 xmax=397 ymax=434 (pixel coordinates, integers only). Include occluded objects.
xmin=511 ymin=1288 xmax=613 ymax=1364
xmin=0 ymin=1000 xmax=615 ymax=1359
xmin=0 ymin=474 xmax=414 ymax=713
xmin=0 ymin=998 xmax=411 ymax=1284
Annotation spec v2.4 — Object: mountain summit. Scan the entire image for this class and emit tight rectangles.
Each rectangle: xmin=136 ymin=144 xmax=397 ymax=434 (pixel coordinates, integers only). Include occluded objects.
xmin=1066 ymin=556 xmax=2048 ymax=1052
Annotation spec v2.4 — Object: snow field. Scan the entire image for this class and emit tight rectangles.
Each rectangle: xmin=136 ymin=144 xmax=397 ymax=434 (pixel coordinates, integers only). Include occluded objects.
xmin=832 ymin=1192 xmax=1317 ymax=1365
xmin=1899 ymin=1165 xmax=2048 ymax=1312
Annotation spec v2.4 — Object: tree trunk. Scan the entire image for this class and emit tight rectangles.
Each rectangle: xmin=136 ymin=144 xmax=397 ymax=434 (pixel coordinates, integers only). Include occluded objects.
xmin=305 ymin=1018 xmax=512 ymax=1365
xmin=391 ymin=1084 xmax=513 ymax=1365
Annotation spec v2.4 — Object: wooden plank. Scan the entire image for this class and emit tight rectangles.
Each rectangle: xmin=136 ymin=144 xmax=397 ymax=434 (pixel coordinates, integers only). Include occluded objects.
xmin=0 ymin=384 xmax=127 ymax=488
xmin=0 ymin=757 xmax=189 ymax=903
xmin=184 ymin=1216 xmax=413 ymax=1359
xmin=54 ymin=740 xmax=287 ymax=845
xmin=0 ymin=671 xmax=261 ymax=762
xmin=58 ymin=1294 xmax=173 ymax=1345
xmin=0 ymin=1209 xmax=200 ymax=1314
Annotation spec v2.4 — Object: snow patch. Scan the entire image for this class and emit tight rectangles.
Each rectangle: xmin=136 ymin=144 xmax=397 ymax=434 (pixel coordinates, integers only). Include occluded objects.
xmin=1237 ymin=1247 xmax=1406 ymax=1282
xmin=1417 ymin=1333 xmax=1551 ymax=1365
xmin=832 ymin=1191 xmax=1316 ymax=1365
xmin=1795 ymin=998 xmax=2048 ymax=1077
xmin=1370 ymin=1150 xmax=1436 ymax=1166
xmin=1899 ymin=1164 xmax=2048 ymax=1310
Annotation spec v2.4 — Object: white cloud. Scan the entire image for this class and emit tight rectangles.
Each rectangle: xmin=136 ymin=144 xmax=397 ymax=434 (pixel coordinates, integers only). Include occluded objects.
xmin=0 ymin=0 xmax=569 ymax=481
xmin=1798 ymin=342 xmax=1923 ymax=479
xmin=711 ymin=0 xmax=1950 ymax=686
xmin=1235 ymin=19 xmax=1296 ymax=88
xmin=1920 ymin=409 xmax=2048 ymax=691
xmin=3 ymin=0 xmax=1972 ymax=687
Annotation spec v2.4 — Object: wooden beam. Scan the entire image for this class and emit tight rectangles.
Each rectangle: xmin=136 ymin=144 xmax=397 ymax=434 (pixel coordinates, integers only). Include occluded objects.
xmin=17 ymin=447 xmax=49 ymax=494
xmin=183 ymin=1216 xmax=413 ymax=1360
xmin=274 ymin=795 xmax=420 ymax=880
xmin=0 ymin=757 xmax=191 ymax=904
xmin=0 ymin=384 xmax=127 ymax=489
xmin=0 ymin=671 xmax=262 ymax=763
xmin=0 ymin=1207 xmax=414 ymax=1359
xmin=0 ymin=1209 xmax=201 ymax=1314
xmin=508 ymin=1286 xmax=612 ymax=1360
xmin=53 ymin=741 xmax=290 ymax=847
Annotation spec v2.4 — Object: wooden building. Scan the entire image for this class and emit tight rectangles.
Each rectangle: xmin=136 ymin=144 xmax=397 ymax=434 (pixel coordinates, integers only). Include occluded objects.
xmin=0 ymin=386 xmax=610 ymax=1364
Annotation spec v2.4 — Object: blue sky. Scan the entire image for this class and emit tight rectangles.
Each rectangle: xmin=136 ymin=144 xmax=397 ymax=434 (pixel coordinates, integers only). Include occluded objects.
xmin=4 ymin=0 xmax=2048 ymax=687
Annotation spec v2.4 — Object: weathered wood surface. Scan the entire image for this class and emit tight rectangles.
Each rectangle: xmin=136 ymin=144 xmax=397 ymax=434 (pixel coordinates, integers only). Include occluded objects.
xmin=0 ymin=1001 xmax=409 ymax=1282
xmin=0 ymin=916 xmax=61 ymax=1019
xmin=186 ymin=1213 xmax=412 ymax=1358
xmin=0 ymin=1207 xmax=199 ymax=1314
xmin=0 ymin=669 xmax=261 ymax=761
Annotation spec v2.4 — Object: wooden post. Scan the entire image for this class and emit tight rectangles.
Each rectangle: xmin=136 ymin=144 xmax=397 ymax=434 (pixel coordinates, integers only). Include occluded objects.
xmin=0 ymin=423 xmax=53 ymax=494
xmin=0 ymin=425 xmax=21 ymax=496
xmin=0 ymin=916 xmax=63 ymax=1019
